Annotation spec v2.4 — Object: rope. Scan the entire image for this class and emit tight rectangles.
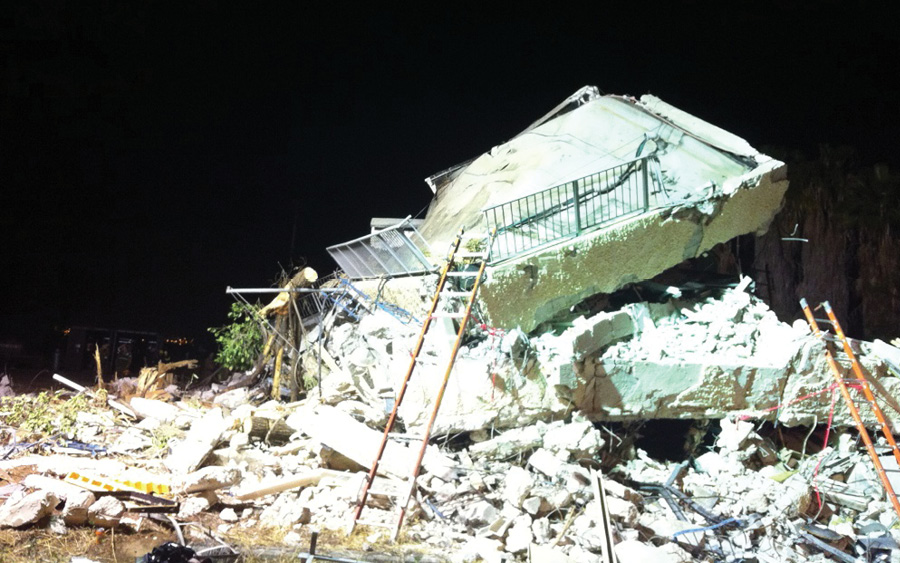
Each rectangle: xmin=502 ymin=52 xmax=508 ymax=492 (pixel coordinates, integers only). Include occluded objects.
xmin=738 ymin=379 xmax=865 ymax=421
xmin=473 ymin=318 xmax=507 ymax=401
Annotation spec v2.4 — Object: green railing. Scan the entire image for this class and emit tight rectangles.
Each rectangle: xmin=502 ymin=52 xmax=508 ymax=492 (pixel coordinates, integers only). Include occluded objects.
xmin=482 ymin=154 xmax=662 ymax=261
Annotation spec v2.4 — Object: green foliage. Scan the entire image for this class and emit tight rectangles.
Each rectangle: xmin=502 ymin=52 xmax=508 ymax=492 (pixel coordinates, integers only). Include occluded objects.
xmin=148 ymin=423 xmax=183 ymax=455
xmin=464 ymin=237 xmax=485 ymax=253
xmin=209 ymin=302 xmax=264 ymax=371
xmin=302 ymin=372 xmax=319 ymax=391
xmin=0 ymin=391 xmax=90 ymax=437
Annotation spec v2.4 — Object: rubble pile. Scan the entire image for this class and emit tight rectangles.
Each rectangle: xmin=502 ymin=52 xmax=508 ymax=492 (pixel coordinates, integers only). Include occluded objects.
xmin=3 ymin=281 xmax=900 ymax=561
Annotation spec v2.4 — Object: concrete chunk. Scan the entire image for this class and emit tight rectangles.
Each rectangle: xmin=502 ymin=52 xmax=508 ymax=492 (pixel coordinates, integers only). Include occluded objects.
xmin=180 ymin=465 xmax=241 ymax=493
xmin=527 ymin=448 xmax=565 ymax=478
xmin=469 ymin=424 xmax=544 ymax=460
xmin=164 ymin=407 xmax=229 ymax=475
xmin=61 ymin=489 xmax=96 ymax=526
xmin=616 ymin=539 xmax=689 ymax=563
xmin=291 ymin=405 xmax=454 ymax=480
xmin=503 ymin=466 xmax=535 ymax=508
xmin=87 ymin=496 xmax=125 ymax=527
xmin=0 ymin=491 xmax=59 ymax=528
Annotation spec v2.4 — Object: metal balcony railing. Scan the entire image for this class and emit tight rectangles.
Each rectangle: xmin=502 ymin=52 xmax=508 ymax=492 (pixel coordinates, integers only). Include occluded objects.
xmin=482 ymin=154 xmax=664 ymax=262
xmin=326 ymin=217 xmax=434 ymax=280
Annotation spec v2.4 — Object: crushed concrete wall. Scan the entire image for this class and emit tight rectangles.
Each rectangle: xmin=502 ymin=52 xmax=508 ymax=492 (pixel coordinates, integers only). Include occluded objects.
xmin=318 ymin=283 xmax=900 ymax=432
xmin=313 ymin=278 xmax=900 ymax=435
xmin=548 ymin=285 xmax=900 ymax=428
xmin=478 ymin=167 xmax=789 ymax=332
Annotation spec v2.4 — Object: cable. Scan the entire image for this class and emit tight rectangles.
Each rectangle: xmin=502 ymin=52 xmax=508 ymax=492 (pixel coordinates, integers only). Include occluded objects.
xmin=672 ymin=517 xmax=743 ymax=539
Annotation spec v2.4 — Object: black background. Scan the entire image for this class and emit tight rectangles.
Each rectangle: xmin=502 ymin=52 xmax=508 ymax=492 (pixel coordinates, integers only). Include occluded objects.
xmin=3 ymin=3 xmax=899 ymax=348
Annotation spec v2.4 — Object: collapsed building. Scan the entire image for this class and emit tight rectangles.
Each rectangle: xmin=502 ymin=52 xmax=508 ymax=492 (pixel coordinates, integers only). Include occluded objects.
xmin=317 ymin=86 xmax=897 ymax=432
xmin=4 ymin=87 xmax=900 ymax=562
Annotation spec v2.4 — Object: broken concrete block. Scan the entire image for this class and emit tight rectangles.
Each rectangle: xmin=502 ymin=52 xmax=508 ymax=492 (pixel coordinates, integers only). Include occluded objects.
xmin=177 ymin=491 xmax=216 ymax=520
xmin=129 ymin=397 xmax=182 ymax=423
xmin=0 ymin=490 xmax=59 ymax=528
xmin=566 ymin=545 xmax=602 ymax=563
xmin=260 ymin=492 xmax=312 ymax=526
xmin=22 ymin=474 xmax=91 ymax=502
xmin=695 ymin=451 xmax=730 ymax=475
xmin=485 ymin=504 xmax=520 ymax=539
xmin=616 ymin=539 xmax=688 ymax=563
xmin=502 ymin=466 xmax=534 ymax=508
xmin=291 ymin=405 xmax=454 ymax=480
xmin=638 ymin=513 xmax=705 ymax=546
xmin=213 ymin=387 xmax=250 ymax=410
xmin=459 ymin=500 xmax=499 ymax=527
xmin=165 ymin=407 xmax=229 ymax=475
xmin=49 ymin=514 xmax=67 ymax=535
xmin=527 ymin=448 xmax=565 ymax=478
xmin=603 ymin=478 xmax=642 ymax=505
xmin=771 ymin=474 xmax=812 ymax=518
xmin=657 ymin=542 xmax=695 ymax=562
xmin=87 ymin=496 xmax=124 ymax=527
xmin=545 ymin=489 xmax=573 ymax=511
xmin=504 ymin=515 xmax=534 ymax=554
xmin=469 ymin=424 xmax=544 ymax=460
xmin=530 ymin=543 xmax=578 ymax=562
xmin=219 ymin=508 xmax=239 ymax=522
xmin=577 ymin=527 xmax=611 ymax=553
xmin=604 ymin=495 xmax=639 ymax=526
xmin=521 ymin=496 xmax=544 ymax=516
xmin=531 ymin=517 xmax=551 ymax=544
xmin=561 ymin=464 xmax=591 ymax=494
xmin=180 ymin=465 xmax=241 ymax=493
xmin=61 ymin=489 xmax=96 ymax=526
xmin=455 ymin=536 xmax=504 ymax=563
xmin=717 ymin=418 xmax=757 ymax=452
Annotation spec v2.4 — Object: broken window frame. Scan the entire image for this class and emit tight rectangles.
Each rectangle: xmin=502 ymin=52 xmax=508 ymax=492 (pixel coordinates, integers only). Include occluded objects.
xmin=326 ymin=216 xmax=434 ymax=280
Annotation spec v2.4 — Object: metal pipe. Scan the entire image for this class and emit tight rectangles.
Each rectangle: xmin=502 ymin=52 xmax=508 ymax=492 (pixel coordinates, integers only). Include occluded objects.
xmin=226 ymin=287 xmax=347 ymax=294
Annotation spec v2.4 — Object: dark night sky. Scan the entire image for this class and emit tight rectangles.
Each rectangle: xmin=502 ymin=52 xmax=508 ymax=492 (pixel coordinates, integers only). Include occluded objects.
xmin=2 ymin=3 xmax=899 ymax=346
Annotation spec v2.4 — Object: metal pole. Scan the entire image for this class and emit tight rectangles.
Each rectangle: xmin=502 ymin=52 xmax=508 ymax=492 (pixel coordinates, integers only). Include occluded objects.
xmin=641 ymin=157 xmax=650 ymax=212
xmin=572 ymin=180 xmax=581 ymax=236
xmin=226 ymin=287 xmax=347 ymax=294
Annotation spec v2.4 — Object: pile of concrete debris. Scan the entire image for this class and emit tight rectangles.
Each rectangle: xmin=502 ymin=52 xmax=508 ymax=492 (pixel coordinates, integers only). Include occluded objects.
xmin=3 ymin=280 xmax=900 ymax=562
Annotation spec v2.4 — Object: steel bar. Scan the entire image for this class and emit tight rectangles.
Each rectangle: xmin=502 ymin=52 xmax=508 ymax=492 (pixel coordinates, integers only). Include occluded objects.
xmin=227 ymin=286 xmax=347 ymax=294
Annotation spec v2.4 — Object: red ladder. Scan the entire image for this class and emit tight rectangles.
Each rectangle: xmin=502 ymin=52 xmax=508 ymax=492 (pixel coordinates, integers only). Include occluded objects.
xmin=800 ymin=298 xmax=900 ymax=519
xmin=351 ymin=229 xmax=495 ymax=540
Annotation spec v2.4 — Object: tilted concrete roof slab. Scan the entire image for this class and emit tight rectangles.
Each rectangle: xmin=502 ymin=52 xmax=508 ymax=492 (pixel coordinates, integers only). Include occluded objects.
xmin=420 ymin=87 xmax=788 ymax=331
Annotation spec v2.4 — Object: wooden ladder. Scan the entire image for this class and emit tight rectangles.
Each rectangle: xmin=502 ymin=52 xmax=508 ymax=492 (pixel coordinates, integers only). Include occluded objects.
xmin=800 ymin=298 xmax=900 ymax=519
xmin=351 ymin=228 xmax=495 ymax=540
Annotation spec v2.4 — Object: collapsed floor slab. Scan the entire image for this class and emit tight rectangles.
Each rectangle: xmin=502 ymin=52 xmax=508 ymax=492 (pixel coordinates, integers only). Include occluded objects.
xmin=477 ymin=167 xmax=787 ymax=332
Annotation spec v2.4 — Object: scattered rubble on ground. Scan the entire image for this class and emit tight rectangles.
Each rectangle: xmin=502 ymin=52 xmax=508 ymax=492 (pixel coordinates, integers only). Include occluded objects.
xmin=3 ymin=279 xmax=900 ymax=562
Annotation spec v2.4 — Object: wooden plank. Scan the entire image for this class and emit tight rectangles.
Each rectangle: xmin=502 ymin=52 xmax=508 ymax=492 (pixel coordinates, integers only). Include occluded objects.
xmin=590 ymin=468 xmax=618 ymax=563
xmin=234 ymin=468 xmax=351 ymax=501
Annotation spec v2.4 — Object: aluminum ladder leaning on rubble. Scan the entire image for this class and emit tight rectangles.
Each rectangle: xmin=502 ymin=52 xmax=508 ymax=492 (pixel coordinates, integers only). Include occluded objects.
xmin=351 ymin=228 xmax=496 ymax=541
xmin=799 ymin=298 xmax=900 ymax=520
